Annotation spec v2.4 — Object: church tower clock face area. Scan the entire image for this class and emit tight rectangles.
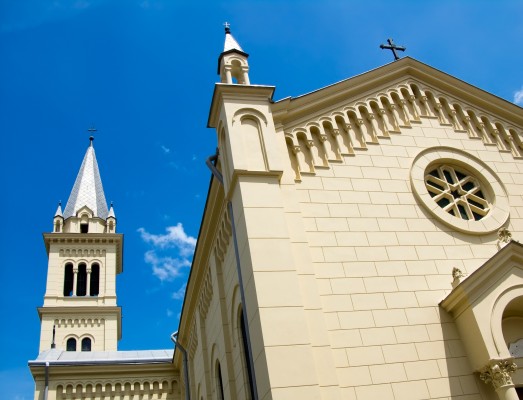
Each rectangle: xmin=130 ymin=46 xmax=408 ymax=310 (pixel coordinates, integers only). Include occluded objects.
xmin=410 ymin=147 xmax=510 ymax=234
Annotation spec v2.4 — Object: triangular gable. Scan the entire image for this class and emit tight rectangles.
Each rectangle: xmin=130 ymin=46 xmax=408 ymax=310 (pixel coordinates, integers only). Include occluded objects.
xmin=272 ymin=58 xmax=523 ymax=179
xmin=441 ymin=241 xmax=523 ymax=370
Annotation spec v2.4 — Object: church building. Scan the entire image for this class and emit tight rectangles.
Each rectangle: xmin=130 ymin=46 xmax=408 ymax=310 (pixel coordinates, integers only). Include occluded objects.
xmin=30 ymin=27 xmax=523 ymax=400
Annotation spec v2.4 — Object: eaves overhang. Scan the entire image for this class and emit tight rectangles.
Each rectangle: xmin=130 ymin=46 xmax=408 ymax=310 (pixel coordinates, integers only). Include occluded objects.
xmin=207 ymin=83 xmax=275 ymax=128
xmin=270 ymin=57 xmax=523 ymax=128
xmin=28 ymin=349 xmax=174 ymax=369
xmin=171 ymin=172 xmax=224 ymax=368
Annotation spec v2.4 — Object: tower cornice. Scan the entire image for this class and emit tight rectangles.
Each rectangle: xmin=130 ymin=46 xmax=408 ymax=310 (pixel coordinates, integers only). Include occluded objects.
xmin=43 ymin=232 xmax=124 ymax=274
xmin=207 ymin=83 xmax=275 ymax=128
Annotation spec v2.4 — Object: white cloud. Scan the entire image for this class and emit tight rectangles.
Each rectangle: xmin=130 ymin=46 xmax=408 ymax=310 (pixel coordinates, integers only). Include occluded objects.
xmin=138 ymin=223 xmax=196 ymax=256
xmin=172 ymin=283 xmax=186 ymax=300
xmin=161 ymin=145 xmax=171 ymax=154
xmin=143 ymin=250 xmax=191 ymax=281
xmin=166 ymin=309 xmax=173 ymax=317
xmin=514 ymin=86 xmax=523 ymax=105
xmin=138 ymin=223 xmax=196 ymax=281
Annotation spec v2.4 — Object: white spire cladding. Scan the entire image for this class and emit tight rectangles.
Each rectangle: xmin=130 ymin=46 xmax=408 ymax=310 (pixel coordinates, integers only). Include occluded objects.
xmin=63 ymin=139 xmax=109 ymax=220
xmin=223 ymin=23 xmax=244 ymax=53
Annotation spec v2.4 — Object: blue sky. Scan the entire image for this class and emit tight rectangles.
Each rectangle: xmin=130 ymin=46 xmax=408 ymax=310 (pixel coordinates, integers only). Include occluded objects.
xmin=0 ymin=0 xmax=522 ymax=398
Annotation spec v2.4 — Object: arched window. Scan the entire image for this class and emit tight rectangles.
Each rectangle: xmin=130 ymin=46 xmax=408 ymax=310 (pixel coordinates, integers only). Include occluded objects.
xmin=90 ymin=263 xmax=100 ymax=296
xmin=81 ymin=337 xmax=92 ymax=352
xmin=77 ymin=263 xmax=87 ymax=296
xmin=66 ymin=338 xmax=76 ymax=352
xmin=216 ymin=361 xmax=225 ymax=400
xmin=239 ymin=311 xmax=255 ymax=399
xmin=63 ymin=263 xmax=74 ymax=297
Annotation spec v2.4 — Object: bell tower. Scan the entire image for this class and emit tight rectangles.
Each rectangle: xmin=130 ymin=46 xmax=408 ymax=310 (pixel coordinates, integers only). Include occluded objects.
xmin=218 ymin=22 xmax=250 ymax=85
xmin=38 ymin=137 xmax=122 ymax=353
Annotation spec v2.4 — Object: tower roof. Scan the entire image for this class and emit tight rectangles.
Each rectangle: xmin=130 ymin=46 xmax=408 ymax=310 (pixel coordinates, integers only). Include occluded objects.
xmin=223 ymin=26 xmax=244 ymax=53
xmin=218 ymin=24 xmax=249 ymax=74
xmin=63 ymin=139 xmax=109 ymax=220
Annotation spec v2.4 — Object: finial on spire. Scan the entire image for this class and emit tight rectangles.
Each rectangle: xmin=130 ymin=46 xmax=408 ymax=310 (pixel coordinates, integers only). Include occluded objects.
xmin=55 ymin=201 xmax=63 ymax=218
xmin=224 ymin=21 xmax=231 ymax=34
xmin=88 ymin=126 xmax=97 ymax=146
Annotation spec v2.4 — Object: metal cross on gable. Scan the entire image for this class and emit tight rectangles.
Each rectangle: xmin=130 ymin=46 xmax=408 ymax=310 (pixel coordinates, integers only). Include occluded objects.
xmin=380 ymin=38 xmax=406 ymax=61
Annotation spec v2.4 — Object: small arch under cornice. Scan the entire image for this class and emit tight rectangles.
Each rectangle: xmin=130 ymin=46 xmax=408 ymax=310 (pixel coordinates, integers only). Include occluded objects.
xmin=232 ymin=108 xmax=268 ymax=126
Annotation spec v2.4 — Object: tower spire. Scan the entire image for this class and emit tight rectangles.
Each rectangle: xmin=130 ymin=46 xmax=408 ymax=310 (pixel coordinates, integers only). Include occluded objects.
xmin=62 ymin=137 xmax=109 ymax=220
xmin=218 ymin=23 xmax=250 ymax=85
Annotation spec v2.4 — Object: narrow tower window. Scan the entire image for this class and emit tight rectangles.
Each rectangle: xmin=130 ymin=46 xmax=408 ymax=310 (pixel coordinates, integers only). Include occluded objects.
xmin=239 ymin=311 xmax=255 ymax=399
xmin=90 ymin=263 xmax=100 ymax=296
xmin=66 ymin=338 xmax=77 ymax=352
xmin=63 ymin=263 xmax=74 ymax=297
xmin=80 ymin=223 xmax=89 ymax=233
xmin=81 ymin=338 xmax=92 ymax=352
xmin=77 ymin=263 xmax=87 ymax=296
xmin=216 ymin=361 xmax=225 ymax=400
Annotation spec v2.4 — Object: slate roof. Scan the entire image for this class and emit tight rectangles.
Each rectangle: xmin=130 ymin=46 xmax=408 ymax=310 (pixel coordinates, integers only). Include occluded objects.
xmin=29 ymin=348 xmax=174 ymax=366
xmin=63 ymin=141 xmax=109 ymax=220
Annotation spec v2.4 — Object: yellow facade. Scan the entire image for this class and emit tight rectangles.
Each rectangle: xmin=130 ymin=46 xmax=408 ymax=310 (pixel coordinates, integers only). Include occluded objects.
xmin=30 ymin=29 xmax=523 ymax=400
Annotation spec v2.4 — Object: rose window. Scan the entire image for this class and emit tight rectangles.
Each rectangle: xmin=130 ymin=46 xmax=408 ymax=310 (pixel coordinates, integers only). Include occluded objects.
xmin=425 ymin=165 xmax=490 ymax=221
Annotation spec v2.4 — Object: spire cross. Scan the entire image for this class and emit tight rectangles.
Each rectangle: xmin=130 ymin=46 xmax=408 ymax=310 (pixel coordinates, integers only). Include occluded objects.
xmin=88 ymin=126 xmax=97 ymax=146
xmin=380 ymin=38 xmax=406 ymax=61
xmin=223 ymin=21 xmax=231 ymax=34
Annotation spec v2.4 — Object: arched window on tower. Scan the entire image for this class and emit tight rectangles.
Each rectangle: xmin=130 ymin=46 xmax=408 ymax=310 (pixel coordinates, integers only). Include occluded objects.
xmin=216 ymin=361 xmax=225 ymax=400
xmin=90 ymin=263 xmax=100 ymax=296
xmin=77 ymin=263 xmax=87 ymax=296
xmin=66 ymin=338 xmax=77 ymax=352
xmin=63 ymin=263 xmax=74 ymax=297
xmin=239 ymin=310 xmax=255 ymax=399
xmin=81 ymin=337 xmax=92 ymax=352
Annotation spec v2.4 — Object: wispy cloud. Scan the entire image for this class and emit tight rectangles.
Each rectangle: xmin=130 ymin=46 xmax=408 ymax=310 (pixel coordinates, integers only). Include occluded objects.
xmin=172 ymin=283 xmax=186 ymax=300
xmin=138 ymin=223 xmax=196 ymax=255
xmin=138 ymin=223 xmax=196 ymax=281
xmin=161 ymin=145 xmax=171 ymax=154
xmin=514 ymin=86 xmax=523 ymax=105
xmin=143 ymin=250 xmax=190 ymax=281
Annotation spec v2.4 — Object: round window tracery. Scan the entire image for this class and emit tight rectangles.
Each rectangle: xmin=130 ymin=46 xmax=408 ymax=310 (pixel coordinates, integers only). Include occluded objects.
xmin=425 ymin=165 xmax=490 ymax=221
xmin=410 ymin=147 xmax=509 ymax=234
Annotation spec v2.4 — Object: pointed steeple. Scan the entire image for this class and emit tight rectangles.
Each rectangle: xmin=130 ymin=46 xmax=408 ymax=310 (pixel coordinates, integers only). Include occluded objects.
xmin=54 ymin=201 xmax=63 ymax=217
xmin=63 ymin=137 xmax=109 ymax=220
xmin=223 ymin=23 xmax=245 ymax=53
xmin=108 ymin=202 xmax=116 ymax=219
xmin=218 ymin=23 xmax=250 ymax=84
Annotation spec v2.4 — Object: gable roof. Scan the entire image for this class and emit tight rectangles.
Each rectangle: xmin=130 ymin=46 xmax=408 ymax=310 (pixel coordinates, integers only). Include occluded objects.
xmin=271 ymin=57 xmax=523 ymax=128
